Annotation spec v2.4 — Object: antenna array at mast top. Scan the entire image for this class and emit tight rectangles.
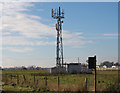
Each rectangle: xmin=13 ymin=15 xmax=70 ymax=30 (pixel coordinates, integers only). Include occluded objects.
xmin=52 ymin=6 xmax=64 ymax=19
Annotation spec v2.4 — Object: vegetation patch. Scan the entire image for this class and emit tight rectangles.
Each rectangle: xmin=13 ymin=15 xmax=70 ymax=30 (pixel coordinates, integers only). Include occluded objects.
xmin=2 ymin=69 xmax=119 ymax=92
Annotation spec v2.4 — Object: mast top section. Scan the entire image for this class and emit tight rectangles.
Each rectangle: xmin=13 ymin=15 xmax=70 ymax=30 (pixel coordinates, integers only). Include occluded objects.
xmin=52 ymin=6 xmax=64 ymax=19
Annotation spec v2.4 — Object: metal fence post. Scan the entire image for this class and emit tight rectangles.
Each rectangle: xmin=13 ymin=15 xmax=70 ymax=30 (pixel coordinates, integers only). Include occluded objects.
xmin=58 ymin=76 xmax=60 ymax=90
xmin=34 ymin=74 xmax=35 ymax=84
xmin=85 ymin=78 xmax=88 ymax=91
xmin=45 ymin=77 xmax=47 ymax=87
xmin=17 ymin=74 xmax=19 ymax=85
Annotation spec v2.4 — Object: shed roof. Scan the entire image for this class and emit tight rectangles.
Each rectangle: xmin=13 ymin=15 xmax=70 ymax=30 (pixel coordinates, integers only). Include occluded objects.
xmin=67 ymin=63 xmax=81 ymax=65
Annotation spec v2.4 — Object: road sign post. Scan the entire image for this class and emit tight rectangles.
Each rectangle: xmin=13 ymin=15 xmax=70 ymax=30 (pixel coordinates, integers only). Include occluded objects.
xmin=87 ymin=55 xmax=97 ymax=93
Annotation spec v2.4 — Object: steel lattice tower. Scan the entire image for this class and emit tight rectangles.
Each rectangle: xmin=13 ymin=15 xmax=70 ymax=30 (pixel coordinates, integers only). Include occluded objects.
xmin=52 ymin=6 xmax=64 ymax=68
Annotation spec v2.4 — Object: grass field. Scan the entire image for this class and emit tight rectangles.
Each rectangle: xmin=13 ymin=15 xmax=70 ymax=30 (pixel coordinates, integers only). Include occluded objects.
xmin=1 ymin=69 xmax=119 ymax=92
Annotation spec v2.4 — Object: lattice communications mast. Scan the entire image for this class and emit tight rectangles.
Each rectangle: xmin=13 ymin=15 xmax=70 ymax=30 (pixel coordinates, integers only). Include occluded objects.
xmin=52 ymin=6 xmax=64 ymax=68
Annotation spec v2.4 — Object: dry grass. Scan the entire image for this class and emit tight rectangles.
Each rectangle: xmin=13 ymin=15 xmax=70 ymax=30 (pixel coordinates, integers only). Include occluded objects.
xmin=2 ymin=70 xmax=119 ymax=92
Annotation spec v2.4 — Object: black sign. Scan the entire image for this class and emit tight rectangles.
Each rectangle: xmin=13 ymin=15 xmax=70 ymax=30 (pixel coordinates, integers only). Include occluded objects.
xmin=88 ymin=56 xmax=96 ymax=69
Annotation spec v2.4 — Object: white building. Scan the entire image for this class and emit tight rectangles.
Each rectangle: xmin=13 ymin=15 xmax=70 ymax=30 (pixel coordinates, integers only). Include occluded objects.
xmin=96 ymin=65 xmax=100 ymax=68
xmin=51 ymin=66 xmax=67 ymax=74
xmin=67 ymin=63 xmax=81 ymax=74
xmin=50 ymin=63 xmax=92 ymax=74
xmin=103 ymin=65 xmax=107 ymax=68
xmin=112 ymin=66 xmax=116 ymax=68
